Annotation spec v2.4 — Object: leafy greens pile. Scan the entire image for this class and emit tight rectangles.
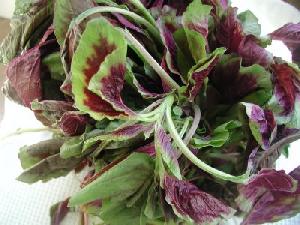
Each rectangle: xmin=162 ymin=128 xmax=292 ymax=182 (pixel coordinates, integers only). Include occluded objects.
xmin=1 ymin=0 xmax=300 ymax=224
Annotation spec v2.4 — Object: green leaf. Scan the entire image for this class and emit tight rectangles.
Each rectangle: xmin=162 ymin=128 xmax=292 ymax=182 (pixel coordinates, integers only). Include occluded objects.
xmin=17 ymin=154 xmax=83 ymax=184
xmin=42 ymin=52 xmax=65 ymax=81
xmin=249 ymin=120 xmax=263 ymax=145
xmin=238 ymin=10 xmax=261 ymax=37
xmin=69 ymin=153 xmax=154 ymax=206
xmin=184 ymin=29 xmax=207 ymax=64
xmin=18 ymin=139 xmax=65 ymax=169
xmin=192 ymin=121 xmax=242 ymax=148
xmin=282 ymin=144 xmax=290 ymax=158
xmin=240 ymin=64 xmax=273 ymax=106
xmin=126 ymin=178 xmax=152 ymax=207
xmin=182 ymin=0 xmax=212 ymax=62
xmin=173 ymin=28 xmax=194 ymax=79
xmin=53 ymin=0 xmax=94 ymax=45
xmin=287 ymin=100 xmax=300 ymax=129
xmin=71 ymin=18 xmax=131 ymax=120
xmin=144 ymin=183 xmax=164 ymax=220
xmin=99 ymin=198 xmax=144 ymax=225
xmin=60 ymin=136 xmax=83 ymax=159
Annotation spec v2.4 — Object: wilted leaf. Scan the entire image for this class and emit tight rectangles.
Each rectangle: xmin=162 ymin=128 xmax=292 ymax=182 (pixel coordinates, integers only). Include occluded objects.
xmin=31 ymin=100 xmax=75 ymax=126
xmin=19 ymin=138 xmax=65 ymax=169
xmin=17 ymin=154 xmax=83 ymax=184
xmin=0 ymin=0 xmax=53 ymax=63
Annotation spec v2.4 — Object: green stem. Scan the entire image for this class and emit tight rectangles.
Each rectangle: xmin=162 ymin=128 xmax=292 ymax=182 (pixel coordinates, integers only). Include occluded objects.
xmin=134 ymin=95 xmax=173 ymax=122
xmin=124 ymin=30 xmax=180 ymax=91
xmin=0 ymin=127 xmax=60 ymax=141
xmin=179 ymin=118 xmax=190 ymax=139
xmin=127 ymin=0 xmax=157 ymax=26
xmin=165 ymin=96 xmax=248 ymax=184
xmin=71 ymin=6 xmax=161 ymax=44
xmin=183 ymin=104 xmax=201 ymax=144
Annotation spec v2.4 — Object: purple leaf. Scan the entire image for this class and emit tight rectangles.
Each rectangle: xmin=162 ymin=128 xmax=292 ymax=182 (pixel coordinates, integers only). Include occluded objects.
xmin=155 ymin=126 xmax=181 ymax=178
xmin=5 ymin=26 xmax=59 ymax=107
xmin=270 ymin=23 xmax=300 ymax=65
xmin=271 ymin=63 xmax=298 ymax=116
xmin=164 ymin=175 xmax=235 ymax=225
xmin=112 ymin=123 xmax=154 ymax=138
xmin=131 ymin=73 xmax=167 ymax=99
xmin=50 ymin=198 xmax=70 ymax=225
xmin=237 ymin=169 xmax=295 ymax=207
xmin=210 ymin=55 xmax=272 ymax=105
xmin=216 ymin=7 xmax=272 ymax=67
xmin=238 ymin=35 xmax=273 ymax=67
xmin=187 ymin=48 xmax=224 ymax=101
xmin=93 ymin=63 xmax=135 ymax=116
xmin=158 ymin=18 xmax=181 ymax=76
xmin=136 ymin=143 xmax=156 ymax=157
xmin=290 ymin=166 xmax=300 ymax=180
xmin=113 ymin=13 xmax=143 ymax=34
xmin=6 ymin=47 xmax=42 ymax=107
xmin=216 ymin=7 xmax=244 ymax=52
xmin=237 ymin=167 xmax=300 ymax=225
xmin=59 ymin=112 xmax=88 ymax=136
xmin=243 ymin=103 xmax=277 ymax=150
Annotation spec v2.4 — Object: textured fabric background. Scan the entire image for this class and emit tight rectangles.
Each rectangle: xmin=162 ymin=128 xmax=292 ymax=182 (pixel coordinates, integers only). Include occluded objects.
xmin=0 ymin=0 xmax=299 ymax=225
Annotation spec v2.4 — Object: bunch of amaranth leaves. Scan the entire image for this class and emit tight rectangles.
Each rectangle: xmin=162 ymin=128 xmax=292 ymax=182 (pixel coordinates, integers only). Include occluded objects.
xmin=1 ymin=0 xmax=300 ymax=225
